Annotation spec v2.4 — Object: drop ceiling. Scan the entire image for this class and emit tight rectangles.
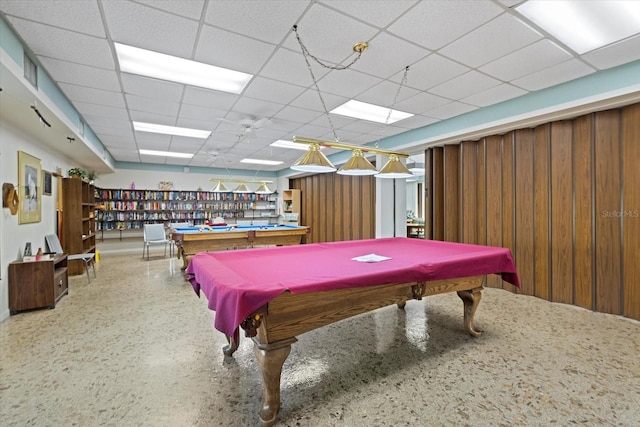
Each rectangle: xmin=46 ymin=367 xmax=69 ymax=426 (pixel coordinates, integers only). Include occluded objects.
xmin=1 ymin=0 xmax=639 ymax=174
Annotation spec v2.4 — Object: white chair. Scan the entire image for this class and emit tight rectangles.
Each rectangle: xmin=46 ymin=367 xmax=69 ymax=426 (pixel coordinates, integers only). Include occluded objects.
xmin=143 ymin=223 xmax=170 ymax=260
xmin=45 ymin=234 xmax=96 ymax=283
xmin=168 ymin=222 xmax=191 ymax=257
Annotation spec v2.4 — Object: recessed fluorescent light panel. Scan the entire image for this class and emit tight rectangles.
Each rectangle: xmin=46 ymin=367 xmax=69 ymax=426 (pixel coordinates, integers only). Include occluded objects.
xmin=516 ymin=0 xmax=640 ymax=54
xmin=133 ymin=121 xmax=211 ymax=139
xmin=115 ymin=42 xmax=253 ymax=94
xmin=270 ymin=140 xmax=319 ymax=151
xmin=241 ymin=158 xmax=283 ymax=166
xmin=139 ymin=149 xmax=193 ymax=159
xmin=330 ymin=100 xmax=413 ymax=124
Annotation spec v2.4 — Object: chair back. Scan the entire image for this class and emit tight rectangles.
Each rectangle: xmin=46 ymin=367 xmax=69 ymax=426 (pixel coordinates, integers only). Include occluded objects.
xmin=45 ymin=234 xmax=64 ymax=254
xmin=143 ymin=224 xmax=167 ymax=242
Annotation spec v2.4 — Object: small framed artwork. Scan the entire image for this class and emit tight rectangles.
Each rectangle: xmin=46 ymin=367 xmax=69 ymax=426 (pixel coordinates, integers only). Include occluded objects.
xmin=43 ymin=170 xmax=52 ymax=196
xmin=18 ymin=151 xmax=42 ymax=224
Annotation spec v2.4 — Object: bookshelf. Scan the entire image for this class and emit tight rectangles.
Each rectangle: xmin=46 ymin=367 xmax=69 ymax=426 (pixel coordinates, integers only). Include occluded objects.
xmin=62 ymin=178 xmax=96 ymax=276
xmin=95 ymin=188 xmax=278 ymax=233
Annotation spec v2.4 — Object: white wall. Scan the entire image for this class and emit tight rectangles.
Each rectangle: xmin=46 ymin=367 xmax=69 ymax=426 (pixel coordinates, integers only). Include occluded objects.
xmin=0 ymin=122 xmax=75 ymax=321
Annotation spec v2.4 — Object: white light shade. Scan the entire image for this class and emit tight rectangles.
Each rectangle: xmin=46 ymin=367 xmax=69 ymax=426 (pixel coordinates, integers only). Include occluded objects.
xmin=375 ymin=154 xmax=413 ymax=179
xmin=115 ymin=42 xmax=253 ymax=94
xmin=133 ymin=121 xmax=211 ymax=139
xmin=331 ymin=100 xmax=413 ymax=124
xmin=211 ymin=181 xmax=229 ymax=192
xmin=337 ymin=149 xmax=378 ymax=176
xmin=139 ymin=149 xmax=193 ymax=159
xmin=233 ymin=183 xmax=251 ymax=193
xmin=291 ymin=144 xmax=336 ymax=173
xmin=516 ymin=1 xmax=640 ymax=54
xmin=254 ymin=182 xmax=274 ymax=194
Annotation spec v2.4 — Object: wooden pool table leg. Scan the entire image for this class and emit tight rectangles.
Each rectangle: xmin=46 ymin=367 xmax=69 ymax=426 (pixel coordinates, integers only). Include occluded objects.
xmin=253 ymin=337 xmax=297 ymax=427
xmin=456 ymin=287 xmax=483 ymax=337
xmin=223 ymin=328 xmax=240 ymax=356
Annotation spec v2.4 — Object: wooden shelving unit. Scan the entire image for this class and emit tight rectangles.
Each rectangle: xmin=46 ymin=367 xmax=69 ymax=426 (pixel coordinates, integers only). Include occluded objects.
xmin=62 ymin=178 xmax=96 ymax=276
xmin=9 ymin=254 xmax=68 ymax=314
xmin=282 ymin=189 xmax=300 ymax=214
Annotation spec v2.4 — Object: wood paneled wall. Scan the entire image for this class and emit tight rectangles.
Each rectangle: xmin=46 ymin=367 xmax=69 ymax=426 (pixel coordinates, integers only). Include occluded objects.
xmin=426 ymin=103 xmax=640 ymax=321
xmin=290 ymin=173 xmax=376 ymax=243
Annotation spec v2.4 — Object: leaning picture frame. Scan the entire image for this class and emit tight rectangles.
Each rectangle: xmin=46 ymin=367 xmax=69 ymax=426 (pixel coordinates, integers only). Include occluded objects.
xmin=18 ymin=151 xmax=42 ymax=224
xmin=43 ymin=170 xmax=52 ymax=196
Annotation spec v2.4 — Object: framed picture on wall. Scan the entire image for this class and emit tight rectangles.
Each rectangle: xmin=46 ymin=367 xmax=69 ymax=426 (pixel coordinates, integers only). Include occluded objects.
xmin=43 ymin=170 xmax=52 ymax=196
xmin=18 ymin=151 xmax=42 ymax=224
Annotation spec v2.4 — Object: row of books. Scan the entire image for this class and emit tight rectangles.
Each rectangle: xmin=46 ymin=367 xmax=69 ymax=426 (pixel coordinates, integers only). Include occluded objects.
xmin=97 ymin=189 xmax=274 ymax=202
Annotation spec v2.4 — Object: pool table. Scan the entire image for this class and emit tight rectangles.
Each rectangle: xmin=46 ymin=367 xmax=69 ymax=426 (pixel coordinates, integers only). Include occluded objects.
xmin=186 ymin=237 xmax=520 ymax=426
xmin=171 ymin=224 xmax=309 ymax=269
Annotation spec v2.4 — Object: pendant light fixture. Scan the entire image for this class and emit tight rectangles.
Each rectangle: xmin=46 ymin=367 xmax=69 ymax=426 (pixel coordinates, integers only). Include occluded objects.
xmin=254 ymin=182 xmax=274 ymax=194
xmin=337 ymin=149 xmax=377 ymax=176
xmin=291 ymin=26 xmax=413 ymax=179
xmin=291 ymin=143 xmax=337 ymax=173
xmin=211 ymin=181 xmax=229 ymax=192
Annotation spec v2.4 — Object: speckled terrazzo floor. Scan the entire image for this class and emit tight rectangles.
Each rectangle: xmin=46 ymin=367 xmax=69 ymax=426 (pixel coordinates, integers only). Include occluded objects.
xmin=1 ymin=251 xmax=639 ymax=427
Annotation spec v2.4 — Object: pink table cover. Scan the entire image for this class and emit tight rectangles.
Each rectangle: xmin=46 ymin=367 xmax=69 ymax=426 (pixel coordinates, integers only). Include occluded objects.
xmin=186 ymin=237 xmax=520 ymax=336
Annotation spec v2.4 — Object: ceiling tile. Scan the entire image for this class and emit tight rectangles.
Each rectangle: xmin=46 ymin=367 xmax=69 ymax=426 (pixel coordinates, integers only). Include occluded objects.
xmin=72 ymin=102 xmax=129 ymax=120
xmin=424 ymin=101 xmax=478 ymax=120
xmin=182 ymin=87 xmax=238 ymax=110
xmin=387 ymin=0 xmax=503 ymax=50
xmin=350 ymin=32 xmax=429 ymax=80
xmin=1 ymin=0 xmax=105 ymax=37
xmin=58 ymin=83 xmax=126 ymax=109
xmin=7 ymin=17 xmax=113 ymax=68
xmin=430 ymin=71 xmax=502 ymax=100
xmin=242 ymin=77 xmax=306 ymax=106
xmin=512 ymin=59 xmax=596 ymax=91
xmin=38 ymin=58 xmax=120 ymax=91
xmin=356 ymin=80 xmax=420 ymax=109
xmin=479 ymin=39 xmax=572 ymax=82
xmin=582 ymin=35 xmax=640 ymax=71
xmin=289 ymin=89 xmax=349 ymax=112
xmin=317 ymin=69 xmax=383 ymax=99
xmin=126 ymin=94 xmax=180 ymax=117
xmin=392 ymin=54 xmax=470 ymax=91
xmin=134 ymin=0 xmax=206 ymax=20
xmin=120 ymin=74 xmax=185 ymax=102
xmin=393 ymin=92 xmax=451 ymax=115
xmin=178 ymin=104 xmax=227 ymax=123
xmin=439 ymin=13 xmax=542 ymax=68
xmin=461 ymin=83 xmax=528 ymax=107
xmin=204 ymin=0 xmax=310 ymax=45
xmin=274 ymin=106 xmax=324 ymax=124
xmin=102 ymin=0 xmax=199 ymax=58
xmin=195 ymin=25 xmax=276 ymax=74
xmin=320 ymin=0 xmax=418 ymax=28
xmin=231 ymin=98 xmax=286 ymax=119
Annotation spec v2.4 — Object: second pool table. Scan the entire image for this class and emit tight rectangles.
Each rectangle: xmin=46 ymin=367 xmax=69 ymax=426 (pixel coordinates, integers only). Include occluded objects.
xmin=171 ymin=224 xmax=309 ymax=269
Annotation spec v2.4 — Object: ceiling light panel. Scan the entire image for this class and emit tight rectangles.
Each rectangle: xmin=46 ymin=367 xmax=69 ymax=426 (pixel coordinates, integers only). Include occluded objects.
xmin=115 ymin=42 xmax=253 ymax=94
xmin=133 ymin=121 xmax=211 ymax=138
xmin=240 ymin=158 xmax=283 ymax=165
xmin=516 ymin=0 xmax=640 ymax=54
xmin=330 ymin=100 xmax=413 ymax=124
xmin=139 ymin=149 xmax=193 ymax=158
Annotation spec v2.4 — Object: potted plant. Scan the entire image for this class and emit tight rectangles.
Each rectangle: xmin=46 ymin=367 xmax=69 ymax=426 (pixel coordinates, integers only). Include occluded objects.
xmin=87 ymin=171 xmax=99 ymax=184
xmin=68 ymin=168 xmax=87 ymax=179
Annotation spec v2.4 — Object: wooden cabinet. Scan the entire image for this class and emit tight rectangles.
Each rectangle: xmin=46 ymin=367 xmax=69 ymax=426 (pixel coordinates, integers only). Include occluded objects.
xmin=95 ymin=188 xmax=278 ymax=232
xmin=62 ymin=177 xmax=96 ymax=276
xmin=9 ymin=254 xmax=68 ymax=314
xmin=282 ymin=189 xmax=300 ymax=214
